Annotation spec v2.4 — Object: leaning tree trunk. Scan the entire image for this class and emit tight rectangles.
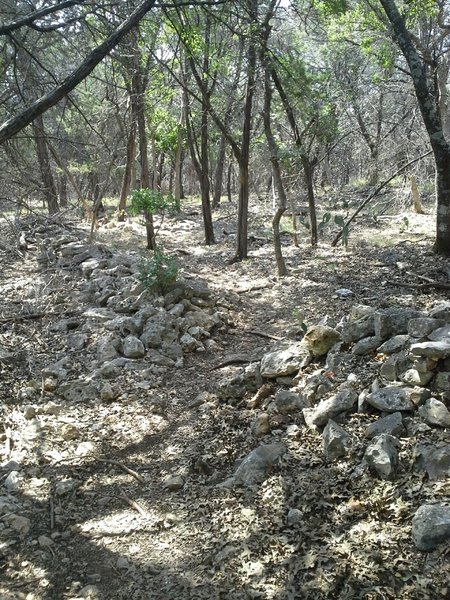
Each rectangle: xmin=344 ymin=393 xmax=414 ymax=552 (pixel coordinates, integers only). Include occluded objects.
xmin=32 ymin=114 xmax=59 ymax=215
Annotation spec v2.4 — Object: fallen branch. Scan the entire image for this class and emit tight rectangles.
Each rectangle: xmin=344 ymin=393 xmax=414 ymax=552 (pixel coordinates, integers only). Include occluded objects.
xmin=97 ymin=458 xmax=146 ymax=483
xmin=119 ymin=488 xmax=148 ymax=517
xmin=387 ymin=279 xmax=450 ymax=291
xmin=243 ymin=329 xmax=281 ymax=341
xmin=331 ymin=149 xmax=433 ymax=247
xmin=209 ymin=354 xmax=254 ymax=371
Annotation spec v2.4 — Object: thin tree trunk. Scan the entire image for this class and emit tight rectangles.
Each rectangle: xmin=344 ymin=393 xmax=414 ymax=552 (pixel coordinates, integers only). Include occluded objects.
xmin=262 ymin=69 xmax=288 ymax=276
xmin=212 ymin=133 xmax=226 ymax=209
xmin=32 ymin=113 xmax=59 ymax=215
xmin=302 ymin=156 xmax=318 ymax=247
xmin=227 ymin=161 xmax=233 ymax=203
xmin=47 ymin=139 xmax=84 ymax=203
xmin=234 ymin=0 xmax=257 ymax=261
xmin=135 ymin=76 xmax=155 ymax=249
xmin=118 ymin=117 xmax=137 ymax=221
xmin=174 ymin=103 xmax=184 ymax=206
xmin=411 ymin=175 xmax=425 ymax=214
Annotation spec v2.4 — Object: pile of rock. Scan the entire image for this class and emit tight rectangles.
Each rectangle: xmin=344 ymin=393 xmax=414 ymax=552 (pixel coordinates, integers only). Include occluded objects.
xmin=217 ymin=303 xmax=450 ymax=552
xmin=33 ymin=235 xmax=228 ymax=402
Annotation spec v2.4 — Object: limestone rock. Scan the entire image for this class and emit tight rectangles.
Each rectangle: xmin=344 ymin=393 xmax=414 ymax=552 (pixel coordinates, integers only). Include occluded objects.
xmin=122 ymin=335 xmax=145 ymax=359
xmin=374 ymin=308 xmax=423 ymax=340
xmin=59 ymin=380 xmax=98 ymax=403
xmin=366 ymin=412 xmax=405 ymax=439
xmin=364 ymin=434 xmax=399 ymax=480
xmin=412 ymin=504 xmax=450 ymax=551
xmin=415 ymin=444 xmax=450 ymax=480
xmin=365 ymin=386 xmax=415 ymax=412
xmin=303 ymin=385 xmax=358 ymax=428
xmin=408 ymin=318 xmax=445 ymax=338
xmin=377 ymin=335 xmax=411 ymax=355
xmin=251 ymin=413 xmax=271 ymax=436
xmin=341 ymin=314 xmax=374 ymax=344
xmin=274 ymin=390 xmax=307 ymax=414
xmin=410 ymin=341 xmax=450 ymax=360
xmin=400 ymin=368 xmax=433 ymax=387
xmin=302 ymin=325 xmax=340 ymax=357
xmin=233 ymin=443 xmax=286 ymax=487
xmin=352 ymin=336 xmax=382 ymax=355
xmin=323 ymin=420 xmax=351 ymax=460
xmin=164 ymin=475 xmax=184 ymax=491
xmin=260 ymin=342 xmax=311 ymax=378
xmin=418 ymin=398 xmax=450 ymax=427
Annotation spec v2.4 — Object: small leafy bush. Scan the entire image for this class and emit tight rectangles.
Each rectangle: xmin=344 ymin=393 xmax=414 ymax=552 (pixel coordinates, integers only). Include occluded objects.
xmin=130 ymin=188 xmax=177 ymax=217
xmin=138 ymin=247 xmax=178 ymax=294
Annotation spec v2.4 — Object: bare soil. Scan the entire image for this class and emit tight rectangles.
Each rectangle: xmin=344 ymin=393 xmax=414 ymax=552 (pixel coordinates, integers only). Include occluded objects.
xmin=0 ymin=195 xmax=449 ymax=600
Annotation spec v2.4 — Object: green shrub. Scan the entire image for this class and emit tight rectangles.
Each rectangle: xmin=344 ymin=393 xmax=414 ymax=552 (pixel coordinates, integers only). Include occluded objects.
xmin=138 ymin=247 xmax=178 ymax=294
xmin=130 ymin=188 xmax=176 ymax=217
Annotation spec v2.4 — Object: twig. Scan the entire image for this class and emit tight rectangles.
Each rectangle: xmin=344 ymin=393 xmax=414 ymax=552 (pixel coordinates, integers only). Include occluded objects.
xmin=387 ymin=279 xmax=450 ymax=290
xmin=119 ymin=488 xmax=148 ymax=517
xmin=97 ymin=458 xmax=146 ymax=483
xmin=49 ymin=497 xmax=55 ymax=530
xmin=243 ymin=329 xmax=281 ymax=341
xmin=209 ymin=354 xmax=254 ymax=371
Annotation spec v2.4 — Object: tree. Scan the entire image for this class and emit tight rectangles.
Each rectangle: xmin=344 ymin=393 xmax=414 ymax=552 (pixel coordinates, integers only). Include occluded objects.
xmin=378 ymin=0 xmax=450 ymax=255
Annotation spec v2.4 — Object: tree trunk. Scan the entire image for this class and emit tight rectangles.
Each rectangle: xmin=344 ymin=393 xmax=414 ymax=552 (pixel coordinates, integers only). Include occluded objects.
xmin=227 ymin=161 xmax=233 ymax=203
xmin=212 ymin=132 xmax=227 ymax=209
xmin=236 ymin=159 xmax=249 ymax=260
xmin=200 ymin=103 xmax=215 ymax=244
xmin=59 ymin=174 xmax=68 ymax=207
xmin=302 ymin=156 xmax=318 ymax=247
xmin=118 ymin=117 xmax=137 ymax=221
xmin=411 ymin=175 xmax=425 ymax=214
xmin=32 ymin=113 xmax=59 ymax=215
xmin=133 ymin=70 xmax=155 ymax=250
xmin=379 ymin=0 xmax=450 ymax=255
xmin=233 ymin=0 xmax=258 ymax=261
xmin=262 ymin=68 xmax=288 ymax=276
xmin=173 ymin=110 xmax=184 ymax=207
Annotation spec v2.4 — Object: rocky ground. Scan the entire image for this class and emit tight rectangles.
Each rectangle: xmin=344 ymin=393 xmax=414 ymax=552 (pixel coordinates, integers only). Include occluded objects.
xmin=0 ymin=195 xmax=449 ymax=600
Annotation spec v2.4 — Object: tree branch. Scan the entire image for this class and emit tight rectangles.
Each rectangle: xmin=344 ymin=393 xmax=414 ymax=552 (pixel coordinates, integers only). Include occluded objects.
xmin=0 ymin=0 xmax=158 ymax=145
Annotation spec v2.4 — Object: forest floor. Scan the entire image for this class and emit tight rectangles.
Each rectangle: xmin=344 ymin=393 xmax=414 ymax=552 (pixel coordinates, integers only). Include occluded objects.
xmin=0 ymin=190 xmax=449 ymax=600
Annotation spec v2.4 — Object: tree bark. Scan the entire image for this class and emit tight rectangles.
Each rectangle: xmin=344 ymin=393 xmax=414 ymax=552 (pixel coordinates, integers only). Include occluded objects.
xmin=379 ymin=0 xmax=450 ymax=255
xmin=301 ymin=156 xmax=318 ymax=247
xmin=0 ymin=0 xmax=157 ymax=144
xmin=32 ymin=114 xmax=59 ymax=215
xmin=262 ymin=69 xmax=288 ymax=276
xmin=118 ymin=117 xmax=137 ymax=221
